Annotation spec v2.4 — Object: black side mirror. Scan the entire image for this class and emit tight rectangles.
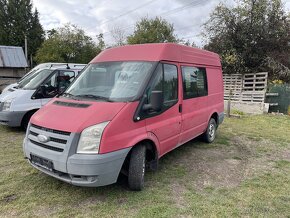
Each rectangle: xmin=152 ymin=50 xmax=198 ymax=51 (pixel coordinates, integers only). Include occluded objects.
xmin=32 ymin=85 xmax=46 ymax=99
xmin=143 ymin=91 xmax=163 ymax=112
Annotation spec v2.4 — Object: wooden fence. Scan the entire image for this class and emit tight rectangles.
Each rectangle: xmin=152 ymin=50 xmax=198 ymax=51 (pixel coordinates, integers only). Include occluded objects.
xmin=223 ymin=72 xmax=268 ymax=103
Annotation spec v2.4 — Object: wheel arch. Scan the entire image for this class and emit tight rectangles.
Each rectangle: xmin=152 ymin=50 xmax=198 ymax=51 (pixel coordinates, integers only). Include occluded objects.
xmin=21 ymin=109 xmax=39 ymax=127
xmin=122 ymin=138 xmax=159 ymax=173
xmin=210 ymin=112 xmax=218 ymax=126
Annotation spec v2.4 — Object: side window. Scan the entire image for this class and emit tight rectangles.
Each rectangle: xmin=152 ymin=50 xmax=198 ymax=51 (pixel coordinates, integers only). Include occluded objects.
xmin=149 ymin=63 xmax=178 ymax=109
xmin=181 ymin=66 xmax=207 ymax=99
xmin=42 ymin=72 xmax=58 ymax=98
xmin=58 ymin=70 xmax=75 ymax=90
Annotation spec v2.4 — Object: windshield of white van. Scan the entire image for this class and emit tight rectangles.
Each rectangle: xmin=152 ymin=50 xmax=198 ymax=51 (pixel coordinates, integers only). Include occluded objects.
xmin=18 ymin=69 xmax=53 ymax=90
xmin=64 ymin=62 xmax=154 ymax=102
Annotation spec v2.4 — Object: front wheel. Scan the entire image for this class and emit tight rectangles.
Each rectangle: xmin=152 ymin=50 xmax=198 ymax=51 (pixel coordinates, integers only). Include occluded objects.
xmin=128 ymin=145 xmax=146 ymax=191
xmin=21 ymin=111 xmax=36 ymax=130
xmin=203 ymin=118 xmax=217 ymax=143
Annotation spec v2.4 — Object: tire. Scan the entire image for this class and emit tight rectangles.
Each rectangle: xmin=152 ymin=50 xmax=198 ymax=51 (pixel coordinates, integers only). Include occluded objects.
xmin=203 ymin=118 xmax=217 ymax=143
xmin=21 ymin=111 xmax=36 ymax=130
xmin=128 ymin=145 xmax=146 ymax=191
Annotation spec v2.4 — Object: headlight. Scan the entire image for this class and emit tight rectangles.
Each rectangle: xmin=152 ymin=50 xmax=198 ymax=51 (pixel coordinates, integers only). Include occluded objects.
xmin=77 ymin=121 xmax=110 ymax=154
xmin=2 ymin=99 xmax=13 ymax=111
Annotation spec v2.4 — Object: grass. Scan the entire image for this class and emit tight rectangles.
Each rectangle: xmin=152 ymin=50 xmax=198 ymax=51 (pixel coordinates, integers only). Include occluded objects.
xmin=0 ymin=115 xmax=290 ymax=217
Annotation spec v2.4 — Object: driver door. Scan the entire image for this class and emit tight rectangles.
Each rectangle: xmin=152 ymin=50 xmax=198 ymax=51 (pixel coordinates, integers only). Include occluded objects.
xmin=40 ymin=70 xmax=76 ymax=106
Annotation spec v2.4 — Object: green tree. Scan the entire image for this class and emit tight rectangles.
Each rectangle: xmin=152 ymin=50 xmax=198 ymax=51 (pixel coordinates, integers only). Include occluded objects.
xmin=0 ymin=0 xmax=44 ymax=63
xmin=127 ymin=17 xmax=178 ymax=44
xmin=203 ymin=0 xmax=290 ymax=81
xmin=35 ymin=24 xmax=100 ymax=64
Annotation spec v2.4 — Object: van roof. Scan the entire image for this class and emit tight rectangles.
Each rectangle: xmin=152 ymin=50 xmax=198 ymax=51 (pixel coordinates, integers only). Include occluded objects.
xmin=90 ymin=43 xmax=221 ymax=67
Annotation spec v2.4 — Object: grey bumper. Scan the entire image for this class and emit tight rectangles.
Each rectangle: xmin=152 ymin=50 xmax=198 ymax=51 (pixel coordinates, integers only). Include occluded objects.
xmin=0 ymin=111 xmax=26 ymax=127
xmin=23 ymin=127 xmax=131 ymax=187
xmin=218 ymin=112 xmax=225 ymax=125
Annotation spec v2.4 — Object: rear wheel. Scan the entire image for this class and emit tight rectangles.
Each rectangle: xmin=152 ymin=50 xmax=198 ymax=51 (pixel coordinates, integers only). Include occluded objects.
xmin=203 ymin=118 xmax=217 ymax=143
xmin=128 ymin=145 xmax=146 ymax=191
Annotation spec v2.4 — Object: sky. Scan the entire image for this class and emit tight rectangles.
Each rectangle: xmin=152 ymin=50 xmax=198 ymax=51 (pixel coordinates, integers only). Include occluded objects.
xmin=33 ymin=0 xmax=290 ymax=47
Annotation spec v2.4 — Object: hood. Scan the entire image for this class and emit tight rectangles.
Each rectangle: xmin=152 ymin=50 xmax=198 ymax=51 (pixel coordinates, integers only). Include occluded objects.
xmin=30 ymin=98 xmax=127 ymax=133
xmin=0 ymin=88 xmax=34 ymax=102
xmin=1 ymin=83 xmax=17 ymax=94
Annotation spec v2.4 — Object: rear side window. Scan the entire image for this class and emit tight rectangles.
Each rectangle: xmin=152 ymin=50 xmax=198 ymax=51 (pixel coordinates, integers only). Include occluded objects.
xmin=181 ymin=66 xmax=208 ymax=99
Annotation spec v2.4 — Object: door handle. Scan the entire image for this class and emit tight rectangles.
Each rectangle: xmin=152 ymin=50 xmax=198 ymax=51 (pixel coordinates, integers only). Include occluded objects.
xmin=179 ymin=104 xmax=182 ymax=113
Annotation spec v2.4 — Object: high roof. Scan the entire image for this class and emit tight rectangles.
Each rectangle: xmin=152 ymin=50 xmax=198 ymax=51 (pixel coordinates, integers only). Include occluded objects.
xmin=0 ymin=45 xmax=28 ymax=68
xmin=90 ymin=43 xmax=221 ymax=67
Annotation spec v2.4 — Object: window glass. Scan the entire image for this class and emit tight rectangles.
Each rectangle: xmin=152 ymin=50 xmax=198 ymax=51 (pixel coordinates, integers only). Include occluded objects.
xmin=65 ymin=62 xmax=155 ymax=102
xmin=18 ymin=69 xmax=53 ymax=90
xmin=149 ymin=63 xmax=178 ymax=109
xmin=182 ymin=66 xmax=207 ymax=99
xmin=163 ymin=64 xmax=178 ymax=103
xmin=43 ymin=73 xmax=58 ymax=97
xmin=58 ymin=70 xmax=75 ymax=91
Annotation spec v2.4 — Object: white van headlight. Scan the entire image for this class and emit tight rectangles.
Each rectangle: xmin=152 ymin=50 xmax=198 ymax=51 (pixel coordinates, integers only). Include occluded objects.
xmin=2 ymin=99 xmax=13 ymax=111
xmin=77 ymin=121 xmax=110 ymax=154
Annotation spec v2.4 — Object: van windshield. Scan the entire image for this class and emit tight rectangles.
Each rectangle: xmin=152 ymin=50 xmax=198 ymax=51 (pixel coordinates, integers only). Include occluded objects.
xmin=64 ymin=61 xmax=155 ymax=102
xmin=18 ymin=69 xmax=53 ymax=90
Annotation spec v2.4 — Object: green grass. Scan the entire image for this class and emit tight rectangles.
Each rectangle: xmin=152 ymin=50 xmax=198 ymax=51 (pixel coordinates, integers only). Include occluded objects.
xmin=0 ymin=115 xmax=290 ymax=217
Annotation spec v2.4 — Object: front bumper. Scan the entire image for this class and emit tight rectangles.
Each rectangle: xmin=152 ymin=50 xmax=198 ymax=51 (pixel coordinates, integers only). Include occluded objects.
xmin=23 ymin=125 xmax=131 ymax=187
xmin=0 ymin=111 xmax=26 ymax=127
xmin=27 ymin=149 xmax=131 ymax=187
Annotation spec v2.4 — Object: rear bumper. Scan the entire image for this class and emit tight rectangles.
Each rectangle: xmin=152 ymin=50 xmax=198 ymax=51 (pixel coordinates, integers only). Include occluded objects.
xmin=24 ymin=132 xmax=131 ymax=187
xmin=0 ymin=111 xmax=26 ymax=127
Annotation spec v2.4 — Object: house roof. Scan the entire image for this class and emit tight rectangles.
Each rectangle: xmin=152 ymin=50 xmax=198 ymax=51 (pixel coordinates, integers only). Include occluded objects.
xmin=0 ymin=46 xmax=28 ymax=68
xmin=91 ymin=43 xmax=221 ymax=67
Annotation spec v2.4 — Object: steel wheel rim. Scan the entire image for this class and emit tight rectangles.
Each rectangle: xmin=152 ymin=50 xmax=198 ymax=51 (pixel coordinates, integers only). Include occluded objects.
xmin=209 ymin=123 xmax=215 ymax=140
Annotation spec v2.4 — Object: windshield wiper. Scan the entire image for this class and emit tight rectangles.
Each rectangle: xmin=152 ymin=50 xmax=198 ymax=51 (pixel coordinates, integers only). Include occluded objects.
xmin=61 ymin=92 xmax=78 ymax=100
xmin=75 ymin=94 xmax=113 ymax=102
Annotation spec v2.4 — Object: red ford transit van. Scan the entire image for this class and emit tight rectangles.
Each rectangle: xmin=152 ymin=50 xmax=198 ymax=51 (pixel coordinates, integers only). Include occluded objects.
xmin=23 ymin=43 xmax=224 ymax=190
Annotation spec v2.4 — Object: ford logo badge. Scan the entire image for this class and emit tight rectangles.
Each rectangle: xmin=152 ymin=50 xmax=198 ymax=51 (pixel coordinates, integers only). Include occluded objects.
xmin=37 ymin=134 xmax=50 ymax=143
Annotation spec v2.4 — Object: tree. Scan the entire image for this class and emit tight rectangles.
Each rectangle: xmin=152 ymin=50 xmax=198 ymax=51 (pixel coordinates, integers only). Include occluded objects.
xmin=203 ymin=0 xmax=290 ymax=82
xmin=127 ymin=17 xmax=178 ymax=44
xmin=0 ymin=0 xmax=44 ymax=63
xmin=110 ymin=26 xmax=127 ymax=46
xmin=35 ymin=24 xmax=100 ymax=64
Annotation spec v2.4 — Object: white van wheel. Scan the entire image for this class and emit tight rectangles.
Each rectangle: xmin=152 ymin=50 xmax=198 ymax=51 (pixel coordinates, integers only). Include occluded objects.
xmin=128 ymin=145 xmax=146 ymax=191
xmin=21 ymin=111 xmax=36 ymax=130
xmin=203 ymin=118 xmax=217 ymax=143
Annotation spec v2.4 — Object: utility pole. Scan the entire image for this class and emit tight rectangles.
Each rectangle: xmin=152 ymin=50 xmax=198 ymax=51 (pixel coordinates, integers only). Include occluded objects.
xmin=24 ymin=35 xmax=28 ymax=66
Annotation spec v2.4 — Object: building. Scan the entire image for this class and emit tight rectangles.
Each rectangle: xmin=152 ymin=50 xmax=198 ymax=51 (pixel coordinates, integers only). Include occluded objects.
xmin=0 ymin=45 xmax=28 ymax=91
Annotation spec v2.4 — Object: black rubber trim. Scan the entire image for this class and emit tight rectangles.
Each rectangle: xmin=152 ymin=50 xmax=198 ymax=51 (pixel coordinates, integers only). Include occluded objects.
xmin=53 ymin=100 xmax=91 ymax=108
xmin=30 ymin=139 xmax=64 ymax=152
xmin=31 ymin=124 xmax=71 ymax=136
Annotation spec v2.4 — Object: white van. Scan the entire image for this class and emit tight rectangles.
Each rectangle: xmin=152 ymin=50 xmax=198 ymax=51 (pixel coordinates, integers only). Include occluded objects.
xmin=0 ymin=64 xmax=86 ymax=128
xmin=1 ymin=63 xmax=86 ymax=94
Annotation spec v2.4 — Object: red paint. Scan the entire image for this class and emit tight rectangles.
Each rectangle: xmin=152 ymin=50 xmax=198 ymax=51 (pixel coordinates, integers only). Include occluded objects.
xmin=91 ymin=43 xmax=221 ymax=67
xmin=31 ymin=99 xmax=127 ymax=133
xmin=30 ymin=43 xmax=223 ymax=157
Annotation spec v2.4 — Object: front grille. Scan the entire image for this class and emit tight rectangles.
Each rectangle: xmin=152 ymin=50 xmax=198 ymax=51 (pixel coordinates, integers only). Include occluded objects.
xmin=29 ymin=131 xmax=38 ymax=136
xmin=28 ymin=124 xmax=72 ymax=153
xmin=30 ymin=139 xmax=64 ymax=152
xmin=31 ymin=124 xmax=71 ymax=136
xmin=50 ymin=137 xmax=67 ymax=144
xmin=29 ymin=131 xmax=67 ymax=144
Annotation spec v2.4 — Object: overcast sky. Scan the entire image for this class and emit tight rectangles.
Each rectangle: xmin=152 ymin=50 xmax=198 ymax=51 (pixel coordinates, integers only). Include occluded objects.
xmin=33 ymin=0 xmax=290 ymax=47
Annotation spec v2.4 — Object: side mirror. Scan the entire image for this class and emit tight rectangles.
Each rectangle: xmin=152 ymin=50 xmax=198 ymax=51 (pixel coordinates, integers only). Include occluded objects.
xmin=32 ymin=85 xmax=46 ymax=99
xmin=143 ymin=91 xmax=163 ymax=112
